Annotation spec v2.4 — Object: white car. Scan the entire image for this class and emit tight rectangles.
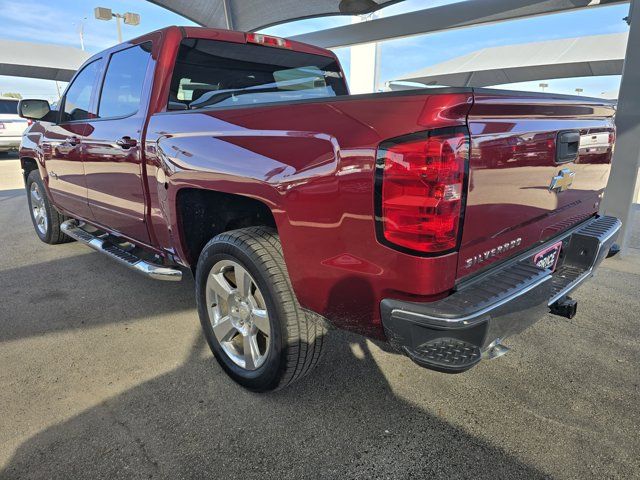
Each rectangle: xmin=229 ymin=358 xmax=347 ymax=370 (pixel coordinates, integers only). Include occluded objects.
xmin=0 ymin=97 xmax=29 ymax=153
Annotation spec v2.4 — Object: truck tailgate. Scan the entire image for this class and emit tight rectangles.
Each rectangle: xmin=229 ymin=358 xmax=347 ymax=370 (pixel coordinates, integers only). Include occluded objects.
xmin=0 ymin=115 xmax=28 ymax=137
xmin=457 ymin=91 xmax=616 ymax=280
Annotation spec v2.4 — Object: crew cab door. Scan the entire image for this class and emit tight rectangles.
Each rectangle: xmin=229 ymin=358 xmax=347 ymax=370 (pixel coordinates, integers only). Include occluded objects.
xmin=82 ymin=42 xmax=153 ymax=243
xmin=42 ymin=59 xmax=102 ymax=219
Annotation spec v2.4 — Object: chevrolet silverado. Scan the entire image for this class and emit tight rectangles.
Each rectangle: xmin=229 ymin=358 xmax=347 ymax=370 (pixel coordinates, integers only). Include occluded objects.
xmin=18 ymin=26 xmax=621 ymax=391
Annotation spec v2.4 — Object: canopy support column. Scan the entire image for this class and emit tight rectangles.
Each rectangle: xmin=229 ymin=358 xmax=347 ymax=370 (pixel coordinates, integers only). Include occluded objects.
xmin=602 ymin=0 xmax=640 ymax=252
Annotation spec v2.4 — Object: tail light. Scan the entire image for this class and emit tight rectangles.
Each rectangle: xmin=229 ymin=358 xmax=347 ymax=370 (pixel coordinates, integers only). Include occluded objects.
xmin=246 ymin=33 xmax=292 ymax=49
xmin=375 ymin=126 xmax=469 ymax=255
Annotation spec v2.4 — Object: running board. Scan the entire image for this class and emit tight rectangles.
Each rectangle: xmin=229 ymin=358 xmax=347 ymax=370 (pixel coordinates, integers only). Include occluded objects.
xmin=61 ymin=219 xmax=182 ymax=281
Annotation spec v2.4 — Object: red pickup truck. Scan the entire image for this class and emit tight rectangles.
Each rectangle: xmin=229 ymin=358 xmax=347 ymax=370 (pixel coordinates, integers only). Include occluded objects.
xmin=18 ymin=26 xmax=620 ymax=391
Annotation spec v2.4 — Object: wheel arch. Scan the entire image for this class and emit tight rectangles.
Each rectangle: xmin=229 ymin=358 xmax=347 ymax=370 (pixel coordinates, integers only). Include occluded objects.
xmin=175 ymin=188 xmax=278 ymax=267
xmin=20 ymin=156 xmax=39 ymax=185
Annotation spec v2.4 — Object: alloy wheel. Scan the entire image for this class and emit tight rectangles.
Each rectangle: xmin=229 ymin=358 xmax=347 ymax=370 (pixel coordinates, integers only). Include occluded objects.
xmin=30 ymin=182 xmax=48 ymax=235
xmin=205 ymin=260 xmax=271 ymax=370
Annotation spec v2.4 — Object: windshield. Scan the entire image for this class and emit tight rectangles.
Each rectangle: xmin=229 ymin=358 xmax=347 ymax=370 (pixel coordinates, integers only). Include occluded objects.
xmin=168 ymin=38 xmax=348 ymax=110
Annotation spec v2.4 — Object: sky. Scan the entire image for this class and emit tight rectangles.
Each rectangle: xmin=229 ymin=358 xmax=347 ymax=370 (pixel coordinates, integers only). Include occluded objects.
xmin=0 ymin=0 xmax=630 ymax=101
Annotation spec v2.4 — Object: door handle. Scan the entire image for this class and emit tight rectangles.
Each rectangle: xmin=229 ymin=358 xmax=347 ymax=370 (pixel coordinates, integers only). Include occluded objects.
xmin=116 ymin=136 xmax=137 ymax=149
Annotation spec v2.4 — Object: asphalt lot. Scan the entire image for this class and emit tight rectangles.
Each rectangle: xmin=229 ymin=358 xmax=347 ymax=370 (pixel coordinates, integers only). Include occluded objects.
xmin=0 ymin=152 xmax=639 ymax=479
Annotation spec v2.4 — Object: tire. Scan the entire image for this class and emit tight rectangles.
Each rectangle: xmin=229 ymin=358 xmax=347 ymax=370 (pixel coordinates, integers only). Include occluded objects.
xmin=26 ymin=169 xmax=73 ymax=244
xmin=195 ymin=227 xmax=326 ymax=392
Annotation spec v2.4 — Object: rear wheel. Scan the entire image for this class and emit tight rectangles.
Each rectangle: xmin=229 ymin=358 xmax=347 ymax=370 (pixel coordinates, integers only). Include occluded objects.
xmin=195 ymin=227 xmax=326 ymax=392
xmin=206 ymin=259 xmax=272 ymax=370
xmin=26 ymin=169 xmax=72 ymax=244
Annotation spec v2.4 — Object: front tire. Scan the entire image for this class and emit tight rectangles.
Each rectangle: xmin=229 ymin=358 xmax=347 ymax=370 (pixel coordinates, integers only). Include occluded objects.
xmin=195 ymin=227 xmax=326 ymax=392
xmin=26 ymin=169 xmax=72 ymax=244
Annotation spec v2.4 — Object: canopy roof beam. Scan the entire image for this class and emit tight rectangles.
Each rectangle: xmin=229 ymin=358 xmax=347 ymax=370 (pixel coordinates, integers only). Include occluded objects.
xmin=292 ymin=0 xmax=629 ymax=48
xmin=0 ymin=40 xmax=89 ymax=82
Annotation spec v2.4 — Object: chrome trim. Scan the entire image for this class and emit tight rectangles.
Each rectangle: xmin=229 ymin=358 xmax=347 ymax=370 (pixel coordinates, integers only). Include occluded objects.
xmin=549 ymin=167 xmax=575 ymax=193
xmin=61 ymin=219 xmax=182 ymax=282
xmin=392 ymin=274 xmax=552 ymax=325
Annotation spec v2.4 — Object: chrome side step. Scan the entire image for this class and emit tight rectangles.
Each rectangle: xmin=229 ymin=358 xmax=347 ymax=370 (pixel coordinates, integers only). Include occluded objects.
xmin=61 ymin=219 xmax=182 ymax=282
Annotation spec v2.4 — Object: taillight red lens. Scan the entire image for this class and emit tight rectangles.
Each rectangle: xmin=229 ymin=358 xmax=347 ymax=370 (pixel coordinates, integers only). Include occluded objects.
xmin=246 ymin=33 xmax=292 ymax=49
xmin=376 ymin=127 xmax=469 ymax=254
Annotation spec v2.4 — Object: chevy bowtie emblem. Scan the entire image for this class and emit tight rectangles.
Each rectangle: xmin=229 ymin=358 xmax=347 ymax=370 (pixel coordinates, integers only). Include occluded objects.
xmin=549 ymin=168 xmax=575 ymax=193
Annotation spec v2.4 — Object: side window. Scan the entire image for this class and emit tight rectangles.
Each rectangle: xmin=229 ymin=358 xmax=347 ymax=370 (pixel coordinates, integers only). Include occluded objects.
xmin=98 ymin=43 xmax=152 ymax=118
xmin=62 ymin=60 xmax=101 ymax=122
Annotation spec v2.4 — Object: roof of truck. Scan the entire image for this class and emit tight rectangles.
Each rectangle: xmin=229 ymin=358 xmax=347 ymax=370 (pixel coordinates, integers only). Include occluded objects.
xmin=125 ymin=26 xmax=337 ymax=60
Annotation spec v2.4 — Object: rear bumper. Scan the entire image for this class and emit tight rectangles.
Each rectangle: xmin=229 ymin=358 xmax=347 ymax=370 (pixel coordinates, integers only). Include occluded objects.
xmin=380 ymin=215 xmax=621 ymax=373
xmin=0 ymin=137 xmax=21 ymax=150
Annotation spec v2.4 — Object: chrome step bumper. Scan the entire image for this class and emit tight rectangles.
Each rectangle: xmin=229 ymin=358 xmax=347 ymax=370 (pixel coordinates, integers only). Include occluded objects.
xmin=61 ymin=219 xmax=182 ymax=282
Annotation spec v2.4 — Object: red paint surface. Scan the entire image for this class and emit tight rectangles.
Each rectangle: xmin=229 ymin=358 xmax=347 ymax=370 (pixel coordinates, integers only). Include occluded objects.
xmin=459 ymin=93 xmax=615 ymax=279
xmin=144 ymin=92 xmax=471 ymax=336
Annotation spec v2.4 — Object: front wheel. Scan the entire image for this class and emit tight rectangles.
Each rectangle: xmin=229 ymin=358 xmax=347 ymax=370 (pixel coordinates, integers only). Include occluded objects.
xmin=195 ymin=227 xmax=326 ymax=392
xmin=26 ymin=169 xmax=73 ymax=244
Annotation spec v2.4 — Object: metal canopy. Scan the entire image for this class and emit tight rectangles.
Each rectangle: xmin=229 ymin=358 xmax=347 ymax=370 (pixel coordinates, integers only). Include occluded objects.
xmin=292 ymin=0 xmax=628 ymax=48
xmin=0 ymin=40 xmax=89 ymax=82
xmin=392 ymin=32 xmax=627 ymax=88
xmin=148 ymin=0 xmax=402 ymax=32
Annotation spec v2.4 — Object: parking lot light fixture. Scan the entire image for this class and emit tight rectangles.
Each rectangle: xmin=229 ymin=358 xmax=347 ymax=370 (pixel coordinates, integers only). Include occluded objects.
xmin=94 ymin=7 xmax=140 ymax=43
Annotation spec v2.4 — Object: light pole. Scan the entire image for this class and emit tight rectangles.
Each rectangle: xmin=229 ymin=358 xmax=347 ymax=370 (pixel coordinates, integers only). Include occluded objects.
xmin=575 ymin=88 xmax=584 ymax=95
xmin=94 ymin=7 xmax=140 ymax=44
xmin=539 ymin=82 xmax=549 ymax=92
xmin=75 ymin=17 xmax=87 ymax=50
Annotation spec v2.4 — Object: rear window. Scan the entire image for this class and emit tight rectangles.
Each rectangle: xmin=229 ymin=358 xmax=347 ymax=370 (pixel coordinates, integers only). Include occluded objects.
xmin=168 ymin=38 xmax=347 ymax=110
xmin=0 ymin=99 xmax=18 ymax=114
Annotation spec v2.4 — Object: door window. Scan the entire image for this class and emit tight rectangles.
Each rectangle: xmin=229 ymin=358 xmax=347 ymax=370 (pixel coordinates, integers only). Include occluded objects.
xmin=98 ymin=43 xmax=152 ymax=118
xmin=62 ymin=60 xmax=101 ymax=122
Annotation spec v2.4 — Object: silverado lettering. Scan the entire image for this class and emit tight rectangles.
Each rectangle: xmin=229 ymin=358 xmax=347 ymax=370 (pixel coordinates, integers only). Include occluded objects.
xmin=465 ymin=238 xmax=522 ymax=269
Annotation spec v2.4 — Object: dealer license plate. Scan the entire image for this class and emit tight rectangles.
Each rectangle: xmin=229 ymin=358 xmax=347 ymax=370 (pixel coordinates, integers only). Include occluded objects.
xmin=533 ymin=241 xmax=562 ymax=272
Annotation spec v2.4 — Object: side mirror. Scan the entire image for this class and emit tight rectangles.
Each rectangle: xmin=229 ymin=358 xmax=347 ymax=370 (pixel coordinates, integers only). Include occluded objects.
xmin=18 ymin=99 xmax=51 ymax=120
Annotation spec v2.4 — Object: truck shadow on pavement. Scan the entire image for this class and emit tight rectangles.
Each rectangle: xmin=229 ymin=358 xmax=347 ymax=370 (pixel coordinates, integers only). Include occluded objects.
xmin=1 ymin=330 xmax=548 ymax=479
